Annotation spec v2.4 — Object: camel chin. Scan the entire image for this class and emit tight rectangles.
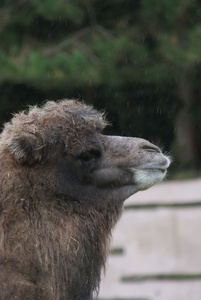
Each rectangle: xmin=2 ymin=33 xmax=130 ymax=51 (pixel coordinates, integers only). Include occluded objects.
xmin=131 ymin=156 xmax=170 ymax=191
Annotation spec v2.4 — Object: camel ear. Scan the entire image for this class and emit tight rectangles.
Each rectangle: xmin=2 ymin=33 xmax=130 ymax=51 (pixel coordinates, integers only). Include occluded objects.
xmin=6 ymin=135 xmax=44 ymax=165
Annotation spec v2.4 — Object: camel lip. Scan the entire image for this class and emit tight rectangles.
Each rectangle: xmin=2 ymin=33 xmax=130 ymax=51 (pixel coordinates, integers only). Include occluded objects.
xmin=130 ymin=166 xmax=168 ymax=172
xmin=145 ymin=166 xmax=168 ymax=171
xmin=129 ymin=156 xmax=171 ymax=173
xmin=147 ymin=168 xmax=167 ymax=174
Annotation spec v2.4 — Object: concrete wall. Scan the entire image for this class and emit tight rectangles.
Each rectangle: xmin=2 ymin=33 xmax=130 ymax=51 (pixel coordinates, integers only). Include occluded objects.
xmin=98 ymin=178 xmax=201 ymax=300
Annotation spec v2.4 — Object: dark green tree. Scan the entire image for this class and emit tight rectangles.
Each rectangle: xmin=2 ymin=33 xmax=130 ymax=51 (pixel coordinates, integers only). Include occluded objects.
xmin=0 ymin=0 xmax=201 ymax=171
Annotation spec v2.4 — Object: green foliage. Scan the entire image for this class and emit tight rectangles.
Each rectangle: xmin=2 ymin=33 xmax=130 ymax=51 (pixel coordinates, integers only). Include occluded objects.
xmin=0 ymin=0 xmax=199 ymax=87
xmin=30 ymin=0 xmax=85 ymax=23
xmin=0 ymin=0 xmax=201 ymax=170
xmin=189 ymin=25 xmax=201 ymax=59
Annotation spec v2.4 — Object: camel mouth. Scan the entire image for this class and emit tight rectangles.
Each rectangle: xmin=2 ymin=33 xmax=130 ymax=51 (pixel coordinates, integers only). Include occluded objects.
xmin=129 ymin=155 xmax=171 ymax=174
xmin=130 ymin=164 xmax=169 ymax=191
xmin=130 ymin=167 xmax=167 ymax=177
xmin=130 ymin=164 xmax=169 ymax=173
xmin=145 ymin=167 xmax=167 ymax=173
xmin=142 ymin=155 xmax=171 ymax=172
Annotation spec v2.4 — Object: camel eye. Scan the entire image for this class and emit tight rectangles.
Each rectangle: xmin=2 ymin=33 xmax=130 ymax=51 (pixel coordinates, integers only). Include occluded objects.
xmin=79 ymin=149 xmax=101 ymax=162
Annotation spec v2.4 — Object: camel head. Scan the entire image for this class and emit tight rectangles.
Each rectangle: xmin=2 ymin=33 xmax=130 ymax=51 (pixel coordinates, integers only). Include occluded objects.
xmin=3 ymin=99 xmax=170 ymax=210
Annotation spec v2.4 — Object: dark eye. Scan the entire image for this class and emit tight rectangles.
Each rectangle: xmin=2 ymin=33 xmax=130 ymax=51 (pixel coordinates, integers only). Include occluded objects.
xmin=79 ymin=149 xmax=101 ymax=162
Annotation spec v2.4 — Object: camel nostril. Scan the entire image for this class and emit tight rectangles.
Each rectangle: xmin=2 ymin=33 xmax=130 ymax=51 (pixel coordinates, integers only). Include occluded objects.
xmin=142 ymin=144 xmax=161 ymax=153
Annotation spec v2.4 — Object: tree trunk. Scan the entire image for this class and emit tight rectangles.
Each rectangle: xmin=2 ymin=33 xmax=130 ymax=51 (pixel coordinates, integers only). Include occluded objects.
xmin=175 ymin=76 xmax=198 ymax=168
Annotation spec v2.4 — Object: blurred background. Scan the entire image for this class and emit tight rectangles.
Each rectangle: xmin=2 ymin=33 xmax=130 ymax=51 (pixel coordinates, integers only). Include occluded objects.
xmin=0 ymin=1 xmax=201 ymax=300
xmin=0 ymin=0 xmax=201 ymax=176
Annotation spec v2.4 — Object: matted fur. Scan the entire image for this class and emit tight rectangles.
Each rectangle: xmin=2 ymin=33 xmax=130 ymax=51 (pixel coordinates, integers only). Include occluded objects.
xmin=0 ymin=99 xmax=169 ymax=300
xmin=0 ymin=100 xmax=119 ymax=300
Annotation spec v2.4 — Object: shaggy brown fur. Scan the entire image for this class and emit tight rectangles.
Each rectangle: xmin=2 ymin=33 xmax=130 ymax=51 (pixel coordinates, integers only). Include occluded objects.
xmin=0 ymin=100 xmax=170 ymax=300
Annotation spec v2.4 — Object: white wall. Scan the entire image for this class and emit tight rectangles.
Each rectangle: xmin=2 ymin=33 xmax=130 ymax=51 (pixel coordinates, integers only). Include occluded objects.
xmin=98 ymin=179 xmax=201 ymax=300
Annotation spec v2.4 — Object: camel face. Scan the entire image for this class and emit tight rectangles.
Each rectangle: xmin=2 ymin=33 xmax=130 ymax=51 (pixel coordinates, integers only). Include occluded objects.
xmin=58 ymin=133 xmax=170 ymax=205
xmin=94 ymin=135 xmax=170 ymax=192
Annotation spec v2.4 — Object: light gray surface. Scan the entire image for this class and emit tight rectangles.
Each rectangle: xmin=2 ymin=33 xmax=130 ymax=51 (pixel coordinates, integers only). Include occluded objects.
xmin=126 ymin=178 xmax=201 ymax=203
xmin=98 ymin=179 xmax=201 ymax=300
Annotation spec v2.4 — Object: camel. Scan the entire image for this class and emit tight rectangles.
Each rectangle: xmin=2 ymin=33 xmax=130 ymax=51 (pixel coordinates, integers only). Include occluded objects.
xmin=0 ymin=99 xmax=170 ymax=299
